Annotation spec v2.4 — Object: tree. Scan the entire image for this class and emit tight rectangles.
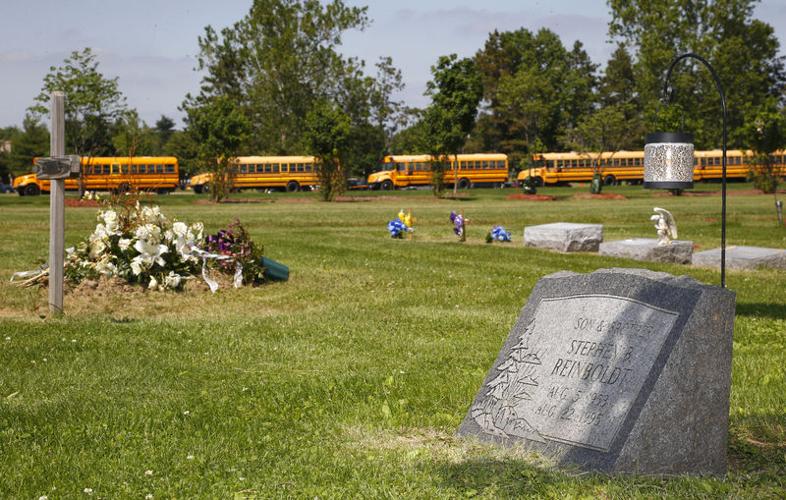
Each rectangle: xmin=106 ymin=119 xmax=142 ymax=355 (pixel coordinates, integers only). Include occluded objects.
xmin=744 ymin=100 xmax=786 ymax=194
xmin=598 ymin=43 xmax=643 ymax=150
xmin=112 ymin=110 xmax=158 ymax=157
xmin=0 ymin=126 xmax=21 ymax=183
xmin=7 ymin=116 xmax=49 ymax=177
xmin=304 ymin=100 xmax=351 ymax=201
xmin=185 ymin=95 xmax=250 ymax=202
xmin=424 ymin=54 xmax=483 ymax=196
xmin=608 ymin=0 xmax=786 ymax=150
xmin=563 ymin=105 xmax=636 ymax=192
xmin=191 ymin=0 xmax=368 ymax=152
xmin=473 ymin=28 xmax=598 ymax=158
xmin=29 ymin=48 xmax=128 ymax=156
xmin=188 ymin=0 xmax=404 ymax=176
xmin=155 ymin=115 xmax=177 ymax=149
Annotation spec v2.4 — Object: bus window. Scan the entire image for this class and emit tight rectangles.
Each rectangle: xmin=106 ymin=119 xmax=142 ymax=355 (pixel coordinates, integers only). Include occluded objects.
xmin=297 ymin=163 xmax=305 ymax=172
xmin=165 ymin=164 xmax=175 ymax=173
xmin=239 ymin=164 xmax=247 ymax=174
xmin=130 ymin=165 xmax=138 ymax=174
xmin=305 ymin=164 xmax=312 ymax=172
xmin=263 ymin=164 xmax=271 ymax=173
xmin=121 ymin=164 xmax=130 ymax=174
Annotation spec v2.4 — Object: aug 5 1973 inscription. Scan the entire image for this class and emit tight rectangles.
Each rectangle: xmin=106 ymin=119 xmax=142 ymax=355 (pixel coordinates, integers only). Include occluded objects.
xmin=458 ymin=268 xmax=736 ymax=475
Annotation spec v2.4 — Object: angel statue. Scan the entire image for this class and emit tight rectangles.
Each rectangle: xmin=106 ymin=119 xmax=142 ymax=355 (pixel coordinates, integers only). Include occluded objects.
xmin=651 ymin=207 xmax=678 ymax=246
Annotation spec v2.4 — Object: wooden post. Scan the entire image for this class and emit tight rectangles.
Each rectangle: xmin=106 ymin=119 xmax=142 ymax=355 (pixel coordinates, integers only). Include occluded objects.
xmin=49 ymin=91 xmax=65 ymax=315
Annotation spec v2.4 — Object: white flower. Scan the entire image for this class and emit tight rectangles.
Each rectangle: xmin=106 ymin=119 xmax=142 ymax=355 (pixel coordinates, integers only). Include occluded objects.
xmin=148 ymin=276 xmax=158 ymax=290
xmin=88 ymin=238 xmax=107 ymax=259
xmin=118 ymin=238 xmax=132 ymax=251
xmin=94 ymin=259 xmax=117 ymax=276
xmin=133 ymin=239 xmax=168 ymax=267
xmin=173 ymin=221 xmax=188 ymax=237
xmin=135 ymin=224 xmax=161 ymax=243
xmin=183 ymin=410 xmax=190 ymax=416
xmin=130 ymin=259 xmax=143 ymax=276
xmin=39 ymin=496 xmax=48 ymax=500
xmin=83 ymin=487 xmax=93 ymax=495
xmin=144 ymin=469 xmax=153 ymax=476
xmin=164 ymin=272 xmax=182 ymax=289
xmin=187 ymin=454 xmax=194 ymax=460
xmin=145 ymin=495 xmax=153 ymax=500
xmin=101 ymin=210 xmax=119 ymax=234
xmin=190 ymin=222 xmax=204 ymax=241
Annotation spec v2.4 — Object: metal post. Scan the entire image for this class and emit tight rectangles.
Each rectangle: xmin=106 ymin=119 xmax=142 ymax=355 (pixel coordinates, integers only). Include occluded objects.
xmin=663 ymin=53 xmax=727 ymax=288
xmin=49 ymin=91 xmax=65 ymax=315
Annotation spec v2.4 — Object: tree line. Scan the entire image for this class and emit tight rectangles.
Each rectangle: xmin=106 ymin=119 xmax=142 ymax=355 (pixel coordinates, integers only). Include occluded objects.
xmin=1 ymin=0 xmax=784 ymax=197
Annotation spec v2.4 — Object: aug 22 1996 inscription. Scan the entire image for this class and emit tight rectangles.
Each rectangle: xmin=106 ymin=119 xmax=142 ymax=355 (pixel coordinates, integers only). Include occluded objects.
xmin=458 ymin=268 xmax=736 ymax=475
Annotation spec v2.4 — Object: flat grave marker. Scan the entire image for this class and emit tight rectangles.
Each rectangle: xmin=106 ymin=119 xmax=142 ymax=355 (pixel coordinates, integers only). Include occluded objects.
xmin=523 ymin=222 xmax=603 ymax=253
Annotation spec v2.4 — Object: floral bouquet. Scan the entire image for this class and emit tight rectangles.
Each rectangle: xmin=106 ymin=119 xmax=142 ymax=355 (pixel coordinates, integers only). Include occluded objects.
xmin=204 ymin=220 xmax=265 ymax=285
xmin=64 ymin=201 xmax=203 ymax=290
xmin=449 ymin=211 xmax=468 ymax=240
xmin=387 ymin=209 xmax=414 ymax=239
xmin=486 ymin=225 xmax=512 ymax=243
xmin=53 ymin=196 xmax=267 ymax=292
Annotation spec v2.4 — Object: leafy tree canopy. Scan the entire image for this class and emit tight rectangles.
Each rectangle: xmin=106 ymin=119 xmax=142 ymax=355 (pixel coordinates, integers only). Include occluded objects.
xmin=29 ymin=48 xmax=128 ymax=156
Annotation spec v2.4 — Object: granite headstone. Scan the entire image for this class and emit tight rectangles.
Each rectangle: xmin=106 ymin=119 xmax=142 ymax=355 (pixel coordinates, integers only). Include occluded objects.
xmin=599 ymin=238 xmax=693 ymax=264
xmin=523 ymin=223 xmax=603 ymax=252
xmin=693 ymin=245 xmax=786 ymax=270
xmin=458 ymin=268 xmax=735 ymax=475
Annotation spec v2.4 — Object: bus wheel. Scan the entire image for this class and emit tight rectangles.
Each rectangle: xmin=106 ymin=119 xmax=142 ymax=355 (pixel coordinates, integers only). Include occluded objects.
xmin=24 ymin=184 xmax=41 ymax=196
xmin=157 ymin=188 xmax=171 ymax=195
xmin=457 ymin=178 xmax=471 ymax=189
xmin=603 ymin=175 xmax=616 ymax=186
xmin=286 ymin=181 xmax=300 ymax=192
xmin=193 ymin=185 xmax=203 ymax=194
xmin=532 ymin=176 xmax=544 ymax=187
xmin=380 ymin=180 xmax=393 ymax=191
xmin=117 ymin=183 xmax=131 ymax=194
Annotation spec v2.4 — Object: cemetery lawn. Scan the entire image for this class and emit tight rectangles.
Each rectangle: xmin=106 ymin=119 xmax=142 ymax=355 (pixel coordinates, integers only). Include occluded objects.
xmin=1 ymin=184 xmax=784 ymax=498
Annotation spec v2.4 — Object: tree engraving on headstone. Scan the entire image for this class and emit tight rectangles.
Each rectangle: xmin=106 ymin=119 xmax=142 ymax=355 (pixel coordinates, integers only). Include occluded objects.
xmin=459 ymin=268 xmax=735 ymax=475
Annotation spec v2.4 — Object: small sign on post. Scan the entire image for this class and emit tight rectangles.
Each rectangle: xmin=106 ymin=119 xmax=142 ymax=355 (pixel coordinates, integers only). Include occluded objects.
xmin=44 ymin=91 xmax=80 ymax=316
xmin=34 ymin=155 xmax=81 ymax=180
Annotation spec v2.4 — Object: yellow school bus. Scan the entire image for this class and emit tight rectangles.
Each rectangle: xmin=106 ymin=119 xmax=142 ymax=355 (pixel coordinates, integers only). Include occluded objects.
xmin=13 ymin=156 xmax=179 ymax=195
xmin=518 ymin=150 xmax=784 ymax=186
xmin=190 ymin=156 xmax=319 ymax=193
xmin=367 ymin=153 xmax=509 ymax=190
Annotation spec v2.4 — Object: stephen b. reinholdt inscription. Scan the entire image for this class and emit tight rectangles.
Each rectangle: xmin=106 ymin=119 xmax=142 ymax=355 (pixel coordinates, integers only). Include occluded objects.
xmin=459 ymin=269 xmax=735 ymax=475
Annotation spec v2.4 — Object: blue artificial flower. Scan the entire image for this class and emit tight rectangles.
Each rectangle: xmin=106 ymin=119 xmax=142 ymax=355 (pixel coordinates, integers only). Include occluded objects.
xmin=388 ymin=219 xmax=410 ymax=238
xmin=490 ymin=225 xmax=512 ymax=242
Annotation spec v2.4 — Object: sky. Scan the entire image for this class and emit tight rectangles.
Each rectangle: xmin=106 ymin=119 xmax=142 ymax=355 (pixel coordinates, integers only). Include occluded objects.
xmin=1 ymin=0 xmax=785 ymax=129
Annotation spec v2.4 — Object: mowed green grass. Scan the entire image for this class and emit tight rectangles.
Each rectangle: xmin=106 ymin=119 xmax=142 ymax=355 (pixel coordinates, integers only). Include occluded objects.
xmin=0 ymin=184 xmax=784 ymax=498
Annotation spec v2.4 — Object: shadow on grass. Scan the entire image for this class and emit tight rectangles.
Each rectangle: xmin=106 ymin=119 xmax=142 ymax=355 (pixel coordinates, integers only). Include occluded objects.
xmin=735 ymin=302 xmax=786 ymax=320
xmin=728 ymin=418 xmax=786 ymax=474
xmin=430 ymin=457 xmax=569 ymax=498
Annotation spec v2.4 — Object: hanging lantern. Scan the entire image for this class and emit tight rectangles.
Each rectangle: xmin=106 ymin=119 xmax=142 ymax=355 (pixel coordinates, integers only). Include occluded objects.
xmin=643 ymin=132 xmax=695 ymax=190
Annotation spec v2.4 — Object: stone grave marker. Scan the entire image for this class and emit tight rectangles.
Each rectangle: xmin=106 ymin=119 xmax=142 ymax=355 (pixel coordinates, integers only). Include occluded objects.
xmin=693 ymin=245 xmax=786 ymax=270
xmin=523 ymin=222 xmax=603 ymax=252
xmin=458 ymin=268 xmax=735 ymax=475
xmin=599 ymin=238 xmax=693 ymax=264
